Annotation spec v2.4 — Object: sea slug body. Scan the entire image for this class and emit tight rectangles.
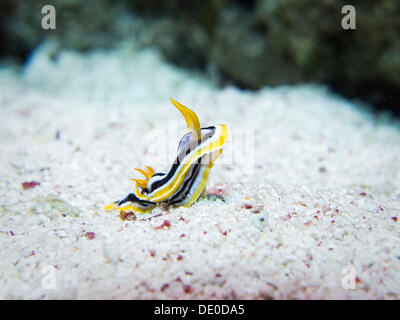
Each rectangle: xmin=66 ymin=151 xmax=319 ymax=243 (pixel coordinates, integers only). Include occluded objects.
xmin=105 ymin=98 xmax=229 ymax=215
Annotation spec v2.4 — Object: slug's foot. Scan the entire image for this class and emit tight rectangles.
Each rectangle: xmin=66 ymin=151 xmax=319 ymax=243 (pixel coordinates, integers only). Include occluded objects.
xmin=104 ymin=196 xmax=156 ymax=215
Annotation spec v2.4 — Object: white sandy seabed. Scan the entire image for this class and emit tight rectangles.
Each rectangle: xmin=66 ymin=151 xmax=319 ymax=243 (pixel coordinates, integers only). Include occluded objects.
xmin=0 ymin=42 xmax=399 ymax=299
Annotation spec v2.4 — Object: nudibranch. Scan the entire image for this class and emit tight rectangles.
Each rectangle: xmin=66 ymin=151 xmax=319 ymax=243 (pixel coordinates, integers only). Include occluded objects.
xmin=105 ymin=98 xmax=229 ymax=215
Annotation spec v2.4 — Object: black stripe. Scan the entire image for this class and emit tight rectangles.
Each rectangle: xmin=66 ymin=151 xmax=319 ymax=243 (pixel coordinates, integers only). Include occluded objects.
xmin=152 ymin=173 xmax=166 ymax=177
xmin=149 ymin=161 xmax=180 ymax=191
xmin=117 ymin=193 xmax=155 ymax=207
xmin=168 ymin=163 xmax=201 ymax=205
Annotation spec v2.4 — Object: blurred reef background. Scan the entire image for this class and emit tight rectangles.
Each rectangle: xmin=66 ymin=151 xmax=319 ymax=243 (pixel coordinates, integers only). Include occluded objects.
xmin=1 ymin=0 xmax=399 ymax=114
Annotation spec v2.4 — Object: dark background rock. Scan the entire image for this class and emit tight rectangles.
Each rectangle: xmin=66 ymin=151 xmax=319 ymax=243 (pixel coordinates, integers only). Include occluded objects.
xmin=1 ymin=0 xmax=399 ymax=115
